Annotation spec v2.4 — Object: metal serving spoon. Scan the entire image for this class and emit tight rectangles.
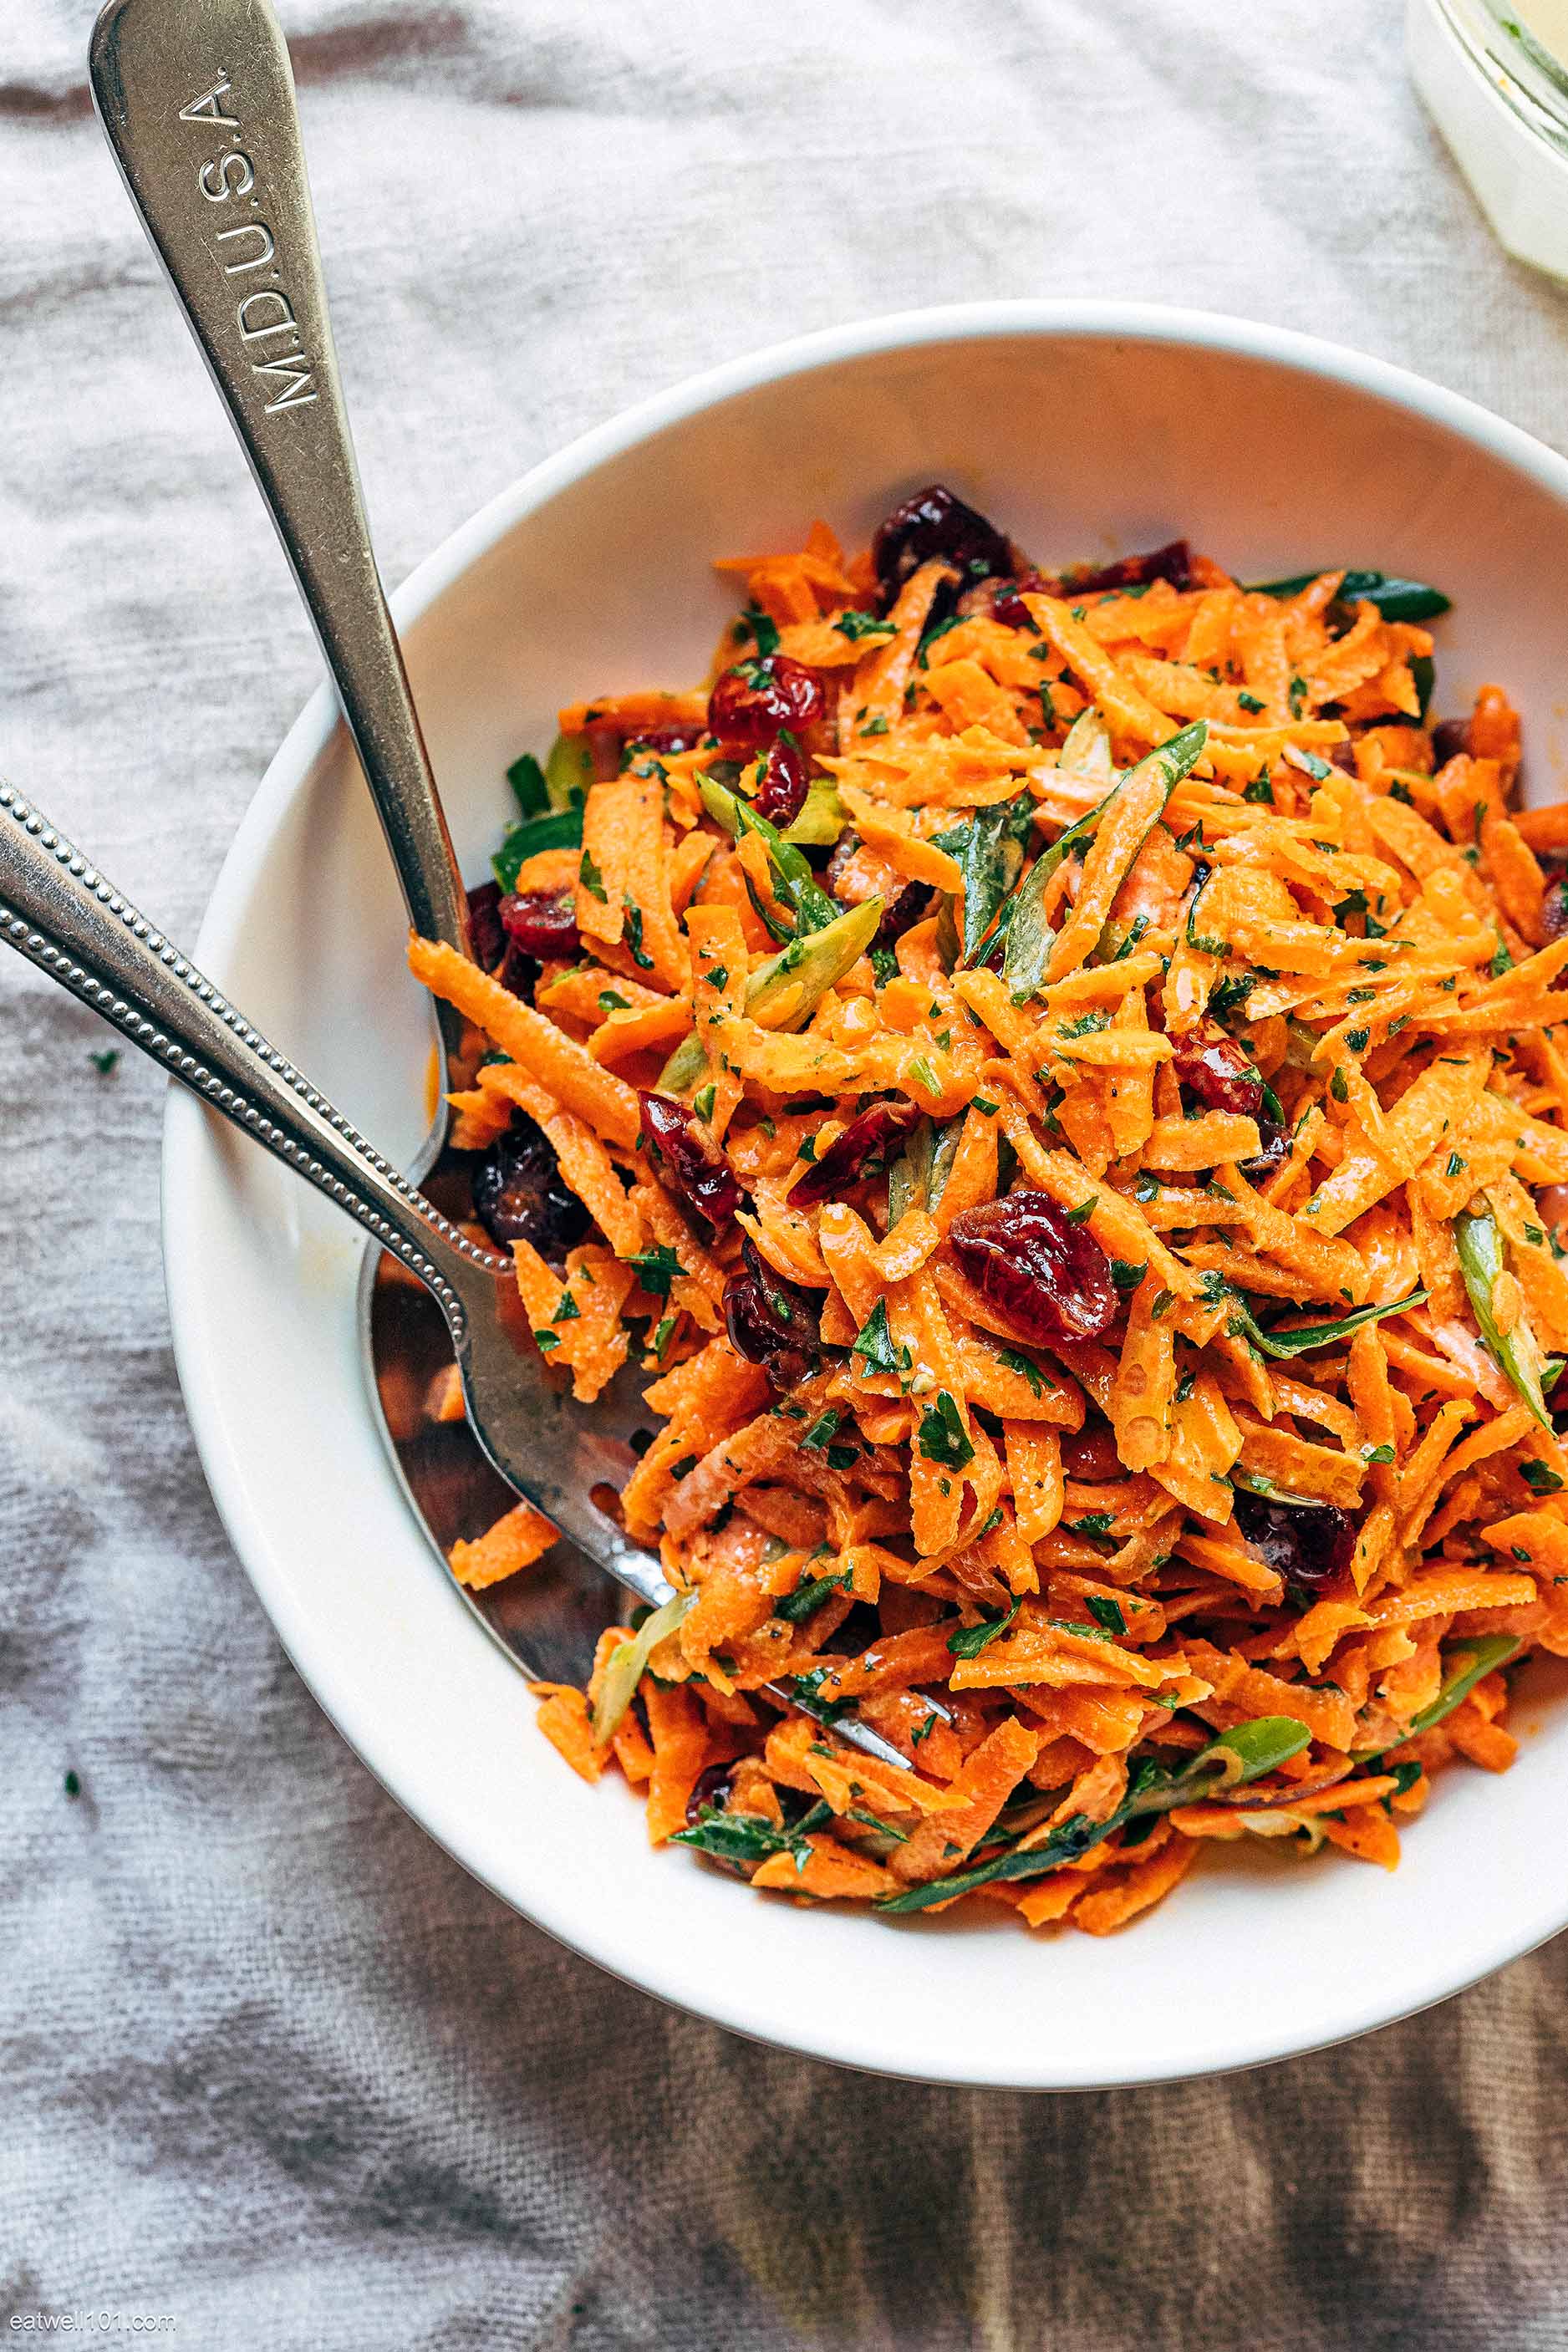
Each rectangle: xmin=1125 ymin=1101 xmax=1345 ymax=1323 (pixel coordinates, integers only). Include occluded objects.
xmin=0 ymin=781 xmax=907 ymax=1770
xmin=89 ymin=0 xmax=614 ymax=1684
xmin=84 ymin=0 xmax=909 ymax=1769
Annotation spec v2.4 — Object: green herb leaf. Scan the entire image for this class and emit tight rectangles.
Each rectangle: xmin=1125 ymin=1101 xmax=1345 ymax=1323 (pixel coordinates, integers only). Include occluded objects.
xmin=674 ymin=1795 xmax=832 ymax=1870
xmin=1455 ymin=1206 xmax=1555 ymax=1433
xmin=917 ymin=1391 xmax=975 ymax=1469
xmin=997 ymin=1347 xmax=1047 ymax=1397
xmin=946 ymin=1598 xmax=1023 ymax=1658
xmin=623 ymin=904 xmax=655 ymax=970
xmin=90 ymin=1046 xmax=120 ymax=1076
xmin=741 ymin=603 xmax=781 ymax=658
xmin=1225 ymin=1286 xmax=1427 ymax=1361
xmin=852 ymin=1299 xmax=912 ymax=1378
xmin=578 ymin=846 xmax=608 ymax=903
xmin=627 ymin=1243 xmax=682 ymax=1299
xmin=878 ymin=1714 xmax=1309 ymax=1911
xmin=1085 ymin=1595 xmax=1127 ymax=1634
xmin=932 ymin=791 xmax=1038 ymax=965
xmin=776 ymin=1566 xmax=853 ymax=1623
xmin=507 ymin=751 xmax=549 ymax=817
xmin=834 ymin=608 xmax=896 ymax=641
xmin=492 ymin=804 xmax=586 ymax=891
xmin=1250 ymin=568 xmax=1451 ymax=623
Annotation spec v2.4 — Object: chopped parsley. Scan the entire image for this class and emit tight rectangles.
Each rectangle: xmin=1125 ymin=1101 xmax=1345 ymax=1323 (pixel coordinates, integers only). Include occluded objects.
xmin=947 ymin=1599 xmax=1022 ymax=1658
xmin=917 ymin=1391 xmax=975 ymax=1469
xmin=852 ymin=1300 xmax=912 ymax=1379
xmin=998 ymin=1347 xmax=1046 ymax=1396
xmin=627 ymin=1243 xmax=681 ymax=1298
xmin=623 ymin=904 xmax=655 ymax=969
xmin=776 ymin=1566 xmax=853 ymax=1623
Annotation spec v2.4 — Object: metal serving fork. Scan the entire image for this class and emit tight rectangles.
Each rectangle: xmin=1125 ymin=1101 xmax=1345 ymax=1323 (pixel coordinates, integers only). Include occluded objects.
xmin=0 ymin=783 xmax=908 ymax=1769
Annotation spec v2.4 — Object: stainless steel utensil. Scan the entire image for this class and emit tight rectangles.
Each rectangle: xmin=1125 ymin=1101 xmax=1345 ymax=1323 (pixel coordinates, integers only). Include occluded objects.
xmin=0 ymin=783 xmax=909 ymax=1769
xmin=89 ymin=0 xmax=605 ymax=1679
xmin=84 ymin=0 xmax=911 ymax=1767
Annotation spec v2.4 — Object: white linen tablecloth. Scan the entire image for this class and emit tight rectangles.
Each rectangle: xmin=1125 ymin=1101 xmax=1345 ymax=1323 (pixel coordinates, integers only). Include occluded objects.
xmin=5 ymin=2 xmax=1568 ymax=2343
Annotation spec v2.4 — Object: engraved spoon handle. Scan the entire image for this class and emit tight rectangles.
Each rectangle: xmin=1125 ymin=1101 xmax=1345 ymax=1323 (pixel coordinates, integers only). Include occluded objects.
xmin=89 ymin=0 xmax=471 ymax=983
xmin=0 ymin=782 xmax=501 ymax=1311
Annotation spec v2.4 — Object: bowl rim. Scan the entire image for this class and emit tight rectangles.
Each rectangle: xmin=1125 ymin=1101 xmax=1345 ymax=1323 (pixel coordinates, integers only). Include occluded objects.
xmin=161 ymin=297 xmax=1568 ymax=2087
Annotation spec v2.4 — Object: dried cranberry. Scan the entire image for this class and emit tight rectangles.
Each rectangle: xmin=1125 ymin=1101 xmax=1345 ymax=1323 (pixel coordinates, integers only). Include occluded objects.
xmin=788 ymin=1099 xmax=922 ymax=1208
xmin=499 ymin=888 xmax=579 ymax=960
xmin=878 ymin=880 xmax=936 ymax=946
xmin=990 ymin=572 xmax=1051 ymax=628
xmin=1241 ymin=1118 xmax=1291 ymax=1182
xmin=751 ymin=736 xmax=811 ymax=828
xmin=871 ymin=483 xmax=1013 ymax=603
xmin=948 ymin=1192 xmax=1117 ymax=1345
xmin=824 ymin=834 xmax=858 ymax=893
xmin=467 ymin=880 xmax=504 ymax=970
xmin=1431 ymin=717 xmax=1472 ymax=766
xmin=722 ymin=1237 xmax=820 ymax=1389
xmin=685 ymin=1760 xmax=736 ymax=1828
xmin=1232 ymin=1489 xmax=1356 ymax=1596
xmin=496 ymin=943 xmax=537 ymax=1003
xmin=1046 ymin=540 xmax=1193 ymax=597
xmin=471 ymin=1117 xmax=590 ymax=1261
xmin=1544 ymin=878 xmax=1568 ymax=944
xmin=708 ymin=656 xmax=825 ymax=753
xmin=1171 ymin=1025 xmax=1264 ymax=1117
xmin=826 ymin=835 xmax=933 ymax=945
xmin=1060 ymin=1418 xmax=1123 ymax=1480
xmin=629 ymin=725 xmax=705 ymax=756
xmin=639 ymin=1091 xmax=743 ymax=1228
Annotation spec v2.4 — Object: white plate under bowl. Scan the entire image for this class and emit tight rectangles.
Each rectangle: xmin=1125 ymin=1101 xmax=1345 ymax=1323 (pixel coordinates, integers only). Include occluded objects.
xmin=163 ymin=301 xmax=1568 ymax=2089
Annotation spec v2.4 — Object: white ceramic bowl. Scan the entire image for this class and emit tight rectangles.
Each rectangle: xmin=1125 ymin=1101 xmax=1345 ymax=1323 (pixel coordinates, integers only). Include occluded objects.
xmin=164 ymin=301 xmax=1568 ymax=2089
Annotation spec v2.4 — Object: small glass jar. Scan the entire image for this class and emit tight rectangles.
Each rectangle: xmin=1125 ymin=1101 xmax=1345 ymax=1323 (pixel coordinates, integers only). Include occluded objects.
xmin=1408 ymin=0 xmax=1568 ymax=277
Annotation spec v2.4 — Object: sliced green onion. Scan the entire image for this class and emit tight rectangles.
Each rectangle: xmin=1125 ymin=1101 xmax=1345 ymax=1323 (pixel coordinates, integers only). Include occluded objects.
xmin=590 ymin=1590 xmax=694 ymax=1744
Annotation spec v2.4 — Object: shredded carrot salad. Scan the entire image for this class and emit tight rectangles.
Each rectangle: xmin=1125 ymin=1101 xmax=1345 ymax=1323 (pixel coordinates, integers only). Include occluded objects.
xmin=410 ymin=487 xmax=1568 ymax=1934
